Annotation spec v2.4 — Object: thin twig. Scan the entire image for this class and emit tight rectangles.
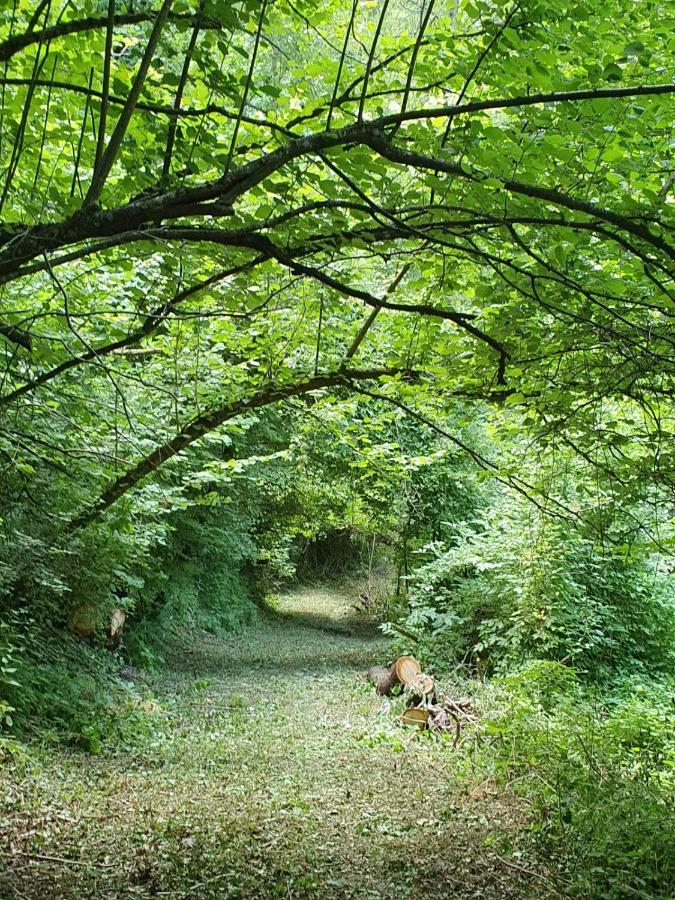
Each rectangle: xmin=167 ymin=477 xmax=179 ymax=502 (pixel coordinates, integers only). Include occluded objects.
xmin=84 ymin=0 xmax=173 ymax=207
xmin=493 ymin=854 xmax=556 ymax=883
xmin=162 ymin=1 xmax=203 ymax=180
xmin=223 ymin=0 xmax=268 ymax=176
xmin=326 ymin=0 xmax=357 ymax=130
xmin=357 ymin=0 xmax=390 ymax=121
xmin=93 ymin=0 xmax=114 ymax=171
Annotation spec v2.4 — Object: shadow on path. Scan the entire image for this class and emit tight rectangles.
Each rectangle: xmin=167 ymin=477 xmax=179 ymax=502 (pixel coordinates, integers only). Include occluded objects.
xmin=164 ymin=583 xmax=387 ymax=680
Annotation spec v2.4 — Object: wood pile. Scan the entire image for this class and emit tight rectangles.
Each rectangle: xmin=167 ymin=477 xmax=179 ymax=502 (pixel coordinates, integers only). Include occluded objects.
xmin=367 ymin=655 xmax=477 ymax=743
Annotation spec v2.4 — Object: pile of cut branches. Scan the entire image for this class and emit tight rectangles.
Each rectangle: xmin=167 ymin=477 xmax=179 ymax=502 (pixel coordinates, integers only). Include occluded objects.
xmin=367 ymin=656 xmax=477 ymax=744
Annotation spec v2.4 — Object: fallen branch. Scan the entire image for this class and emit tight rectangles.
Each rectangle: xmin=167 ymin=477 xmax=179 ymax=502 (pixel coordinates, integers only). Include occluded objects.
xmin=387 ymin=622 xmax=421 ymax=642
xmin=2 ymin=850 xmax=114 ymax=868
xmin=494 ymin=854 xmax=555 ymax=882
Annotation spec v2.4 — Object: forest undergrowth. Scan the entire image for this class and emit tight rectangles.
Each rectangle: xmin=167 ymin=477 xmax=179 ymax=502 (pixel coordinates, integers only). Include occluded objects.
xmin=0 ymin=585 xmax=558 ymax=900
xmin=2 ymin=584 xmax=673 ymax=899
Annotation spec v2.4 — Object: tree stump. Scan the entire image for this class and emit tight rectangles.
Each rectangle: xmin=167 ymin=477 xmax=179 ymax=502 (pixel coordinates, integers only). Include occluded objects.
xmin=69 ymin=605 xmax=126 ymax=650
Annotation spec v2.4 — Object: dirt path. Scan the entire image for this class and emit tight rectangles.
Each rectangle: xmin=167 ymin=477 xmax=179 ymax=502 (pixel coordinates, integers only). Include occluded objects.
xmin=0 ymin=586 xmax=545 ymax=899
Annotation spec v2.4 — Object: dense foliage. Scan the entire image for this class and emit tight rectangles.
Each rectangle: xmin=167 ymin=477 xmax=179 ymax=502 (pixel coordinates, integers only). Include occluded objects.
xmin=0 ymin=1 xmax=673 ymax=894
xmin=0 ymin=0 xmax=672 ymax=541
xmin=397 ymin=488 xmax=675 ymax=678
xmin=468 ymin=665 xmax=675 ymax=898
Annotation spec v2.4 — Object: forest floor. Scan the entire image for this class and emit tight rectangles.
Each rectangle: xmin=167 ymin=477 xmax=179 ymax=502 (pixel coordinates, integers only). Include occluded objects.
xmin=0 ymin=585 xmax=557 ymax=899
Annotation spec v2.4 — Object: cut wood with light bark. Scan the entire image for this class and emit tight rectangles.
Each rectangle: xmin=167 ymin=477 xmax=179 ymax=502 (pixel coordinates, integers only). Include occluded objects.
xmin=108 ymin=608 xmax=126 ymax=649
xmin=406 ymin=672 xmax=435 ymax=698
xmin=69 ymin=604 xmax=126 ymax=650
xmin=367 ymin=656 xmax=424 ymax=696
xmin=401 ymin=707 xmax=430 ymax=728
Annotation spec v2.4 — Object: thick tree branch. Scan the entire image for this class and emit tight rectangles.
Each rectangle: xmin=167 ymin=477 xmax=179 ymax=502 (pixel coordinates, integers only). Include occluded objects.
xmin=261 ymin=241 xmax=509 ymax=369
xmin=377 ymin=82 xmax=675 ymax=127
xmin=0 ymin=11 xmax=222 ymax=61
xmin=363 ymin=132 xmax=675 ymax=261
xmin=0 ymin=75 xmax=672 ymax=280
xmin=0 ymin=322 xmax=32 ymax=351
xmin=68 ymin=367 xmax=409 ymax=529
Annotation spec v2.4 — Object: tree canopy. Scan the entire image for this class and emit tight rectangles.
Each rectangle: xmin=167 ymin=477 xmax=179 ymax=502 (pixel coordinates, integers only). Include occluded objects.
xmin=0 ymin=0 xmax=673 ymax=533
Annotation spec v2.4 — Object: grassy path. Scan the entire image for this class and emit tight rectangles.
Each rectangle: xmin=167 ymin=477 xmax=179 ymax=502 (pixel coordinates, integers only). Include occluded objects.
xmin=0 ymin=586 xmax=544 ymax=899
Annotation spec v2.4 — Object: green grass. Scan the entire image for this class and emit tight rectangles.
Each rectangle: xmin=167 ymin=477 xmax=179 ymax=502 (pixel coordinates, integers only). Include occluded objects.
xmin=0 ymin=585 xmax=551 ymax=899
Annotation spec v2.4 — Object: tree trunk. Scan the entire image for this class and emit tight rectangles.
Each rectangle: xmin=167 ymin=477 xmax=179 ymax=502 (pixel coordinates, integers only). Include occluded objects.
xmin=367 ymin=665 xmax=396 ymax=695
xmin=393 ymin=655 xmax=421 ymax=685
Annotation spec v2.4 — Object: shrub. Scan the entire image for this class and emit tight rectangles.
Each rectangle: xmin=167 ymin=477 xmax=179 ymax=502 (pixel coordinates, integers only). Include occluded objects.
xmin=470 ymin=675 xmax=675 ymax=898
xmin=124 ymin=505 xmax=258 ymax=669
xmin=396 ymin=493 xmax=675 ymax=679
xmin=1 ymin=616 xmax=156 ymax=753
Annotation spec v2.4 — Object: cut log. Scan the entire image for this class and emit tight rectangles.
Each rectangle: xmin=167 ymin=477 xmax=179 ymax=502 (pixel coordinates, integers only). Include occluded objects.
xmin=108 ymin=608 xmax=126 ymax=649
xmin=69 ymin=604 xmax=98 ymax=638
xmin=69 ymin=605 xmax=126 ymax=650
xmin=408 ymin=673 xmax=435 ymax=697
xmin=401 ymin=707 xmax=430 ymax=728
xmin=366 ymin=658 xmax=478 ymax=740
xmin=405 ymin=672 xmax=437 ymax=706
xmin=394 ymin=655 xmax=421 ymax=685
xmin=367 ymin=656 xmax=424 ymax=696
xmin=367 ymin=665 xmax=397 ymax=695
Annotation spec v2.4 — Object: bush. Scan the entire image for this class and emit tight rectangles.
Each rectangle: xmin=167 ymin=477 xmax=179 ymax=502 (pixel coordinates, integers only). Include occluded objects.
xmin=470 ymin=674 xmax=675 ymax=898
xmin=0 ymin=612 xmax=23 ymax=757
xmin=1 ymin=615 xmax=156 ymax=753
xmin=395 ymin=493 xmax=675 ymax=679
xmin=124 ymin=505 xmax=258 ymax=669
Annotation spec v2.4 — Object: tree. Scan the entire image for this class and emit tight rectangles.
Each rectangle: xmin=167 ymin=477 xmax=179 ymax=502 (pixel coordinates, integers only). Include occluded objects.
xmin=0 ymin=0 xmax=672 ymax=533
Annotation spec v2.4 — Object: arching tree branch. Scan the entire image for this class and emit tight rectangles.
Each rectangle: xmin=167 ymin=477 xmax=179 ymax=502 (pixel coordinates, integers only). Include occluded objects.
xmin=68 ymin=366 xmax=412 ymax=529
